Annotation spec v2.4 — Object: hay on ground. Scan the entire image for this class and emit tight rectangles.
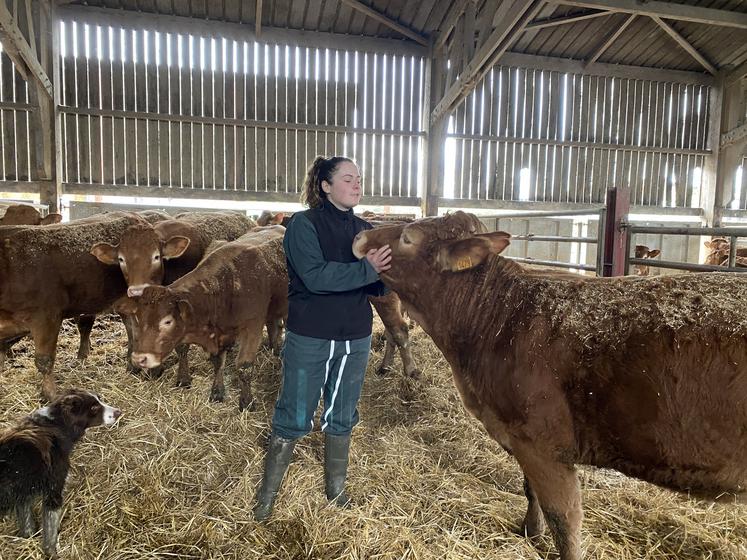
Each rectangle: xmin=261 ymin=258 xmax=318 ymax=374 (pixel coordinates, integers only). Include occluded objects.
xmin=0 ymin=315 xmax=746 ymax=560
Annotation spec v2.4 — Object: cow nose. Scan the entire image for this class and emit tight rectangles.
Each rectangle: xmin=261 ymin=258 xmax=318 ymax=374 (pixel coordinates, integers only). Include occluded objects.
xmin=132 ymin=353 xmax=149 ymax=367
xmin=128 ymin=285 xmax=146 ymax=297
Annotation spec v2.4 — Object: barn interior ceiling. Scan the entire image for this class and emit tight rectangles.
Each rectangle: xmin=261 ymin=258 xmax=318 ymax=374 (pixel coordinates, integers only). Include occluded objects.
xmin=59 ymin=0 xmax=747 ymax=74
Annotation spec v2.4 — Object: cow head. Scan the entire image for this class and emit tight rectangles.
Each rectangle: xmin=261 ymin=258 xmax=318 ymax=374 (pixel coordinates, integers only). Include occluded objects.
xmin=352 ymin=211 xmax=509 ymax=297
xmin=703 ymin=237 xmax=730 ymax=266
xmin=632 ymin=245 xmax=661 ymax=276
xmin=256 ymin=210 xmax=286 ymax=227
xmin=91 ymin=223 xmax=190 ymax=297
xmin=0 ymin=204 xmax=62 ymax=226
xmin=114 ymin=286 xmax=192 ymax=369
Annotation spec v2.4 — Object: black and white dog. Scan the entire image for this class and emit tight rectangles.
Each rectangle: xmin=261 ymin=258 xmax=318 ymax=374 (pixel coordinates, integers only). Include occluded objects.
xmin=0 ymin=389 xmax=121 ymax=558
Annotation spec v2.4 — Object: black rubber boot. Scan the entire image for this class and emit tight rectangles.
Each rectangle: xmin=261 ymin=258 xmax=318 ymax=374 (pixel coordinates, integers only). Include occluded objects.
xmin=324 ymin=433 xmax=352 ymax=508
xmin=253 ymin=434 xmax=297 ymax=521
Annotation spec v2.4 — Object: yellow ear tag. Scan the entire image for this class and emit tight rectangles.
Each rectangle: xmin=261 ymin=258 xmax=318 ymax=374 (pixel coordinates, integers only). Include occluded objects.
xmin=454 ymin=256 xmax=472 ymax=271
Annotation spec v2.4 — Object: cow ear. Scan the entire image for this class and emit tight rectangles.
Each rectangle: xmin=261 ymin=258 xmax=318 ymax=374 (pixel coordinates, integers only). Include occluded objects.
xmin=113 ymin=296 xmax=138 ymax=316
xmin=162 ymin=236 xmax=190 ymax=259
xmin=91 ymin=242 xmax=120 ymax=265
xmin=438 ymin=232 xmax=510 ymax=272
xmin=272 ymin=212 xmax=285 ymax=225
xmin=648 ymin=249 xmax=660 ymax=258
xmin=40 ymin=213 xmax=62 ymax=225
xmin=704 ymin=241 xmax=713 ymax=249
xmin=177 ymin=299 xmax=193 ymax=321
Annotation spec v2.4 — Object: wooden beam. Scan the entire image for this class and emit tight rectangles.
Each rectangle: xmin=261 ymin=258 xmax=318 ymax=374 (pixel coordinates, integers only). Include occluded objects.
xmin=725 ymin=58 xmax=747 ymax=85
xmin=555 ymin=0 xmax=747 ymax=30
xmin=650 ymin=15 xmax=717 ymax=75
xmin=586 ymin=13 xmax=636 ymax=64
xmin=722 ymin=123 xmax=747 ymax=148
xmin=337 ymin=0 xmax=430 ymax=46
xmin=0 ymin=1 xmax=52 ymax=97
xmin=255 ymin=0 xmax=262 ymax=38
xmin=431 ymin=0 xmax=544 ymax=124
xmin=59 ymin=5 xmax=427 ymax=58
xmin=526 ymin=9 xmax=609 ymax=29
xmin=499 ymin=51 xmax=715 ymax=86
xmin=61 ymin=182 xmax=421 ymax=207
xmin=434 ymin=0 xmax=471 ymax=51
xmin=702 ymin=79 xmax=725 ymax=227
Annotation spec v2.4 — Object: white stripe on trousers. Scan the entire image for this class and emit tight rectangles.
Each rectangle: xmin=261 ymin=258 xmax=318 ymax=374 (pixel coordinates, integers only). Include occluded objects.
xmin=322 ymin=340 xmax=350 ymax=432
xmin=312 ymin=340 xmax=335 ymax=430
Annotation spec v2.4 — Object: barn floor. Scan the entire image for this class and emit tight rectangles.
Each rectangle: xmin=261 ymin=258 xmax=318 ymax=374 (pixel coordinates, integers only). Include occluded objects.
xmin=1 ymin=316 xmax=746 ymax=560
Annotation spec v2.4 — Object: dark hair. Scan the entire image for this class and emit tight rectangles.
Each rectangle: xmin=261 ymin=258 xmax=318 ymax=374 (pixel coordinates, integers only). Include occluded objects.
xmin=301 ymin=156 xmax=354 ymax=208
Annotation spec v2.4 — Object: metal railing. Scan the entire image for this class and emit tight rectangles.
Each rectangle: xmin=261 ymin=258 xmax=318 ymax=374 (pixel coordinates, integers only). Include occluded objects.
xmin=624 ymin=225 xmax=747 ymax=274
xmin=480 ymin=207 xmax=607 ymax=275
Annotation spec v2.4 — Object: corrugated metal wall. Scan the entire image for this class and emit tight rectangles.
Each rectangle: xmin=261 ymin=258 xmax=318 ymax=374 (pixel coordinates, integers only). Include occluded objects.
xmin=57 ymin=19 xmax=425 ymax=200
xmin=446 ymin=66 xmax=711 ymax=208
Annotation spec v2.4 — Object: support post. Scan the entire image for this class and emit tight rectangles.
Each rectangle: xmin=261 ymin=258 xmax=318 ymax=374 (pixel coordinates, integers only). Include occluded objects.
xmin=602 ymin=186 xmax=630 ymax=276
xmin=702 ymin=78 xmax=725 ymax=227
xmin=422 ymin=50 xmax=446 ymax=217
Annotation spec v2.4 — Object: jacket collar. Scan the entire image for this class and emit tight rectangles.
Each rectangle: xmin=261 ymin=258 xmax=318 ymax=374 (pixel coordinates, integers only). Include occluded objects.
xmin=322 ymin=198 xmax=354 ymax=221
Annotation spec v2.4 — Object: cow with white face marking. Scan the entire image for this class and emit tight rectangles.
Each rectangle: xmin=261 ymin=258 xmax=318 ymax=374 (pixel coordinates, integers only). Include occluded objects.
xmin=116 ymin=227 xmax=288 ymax=411
xmin=632 ymin=245 xmax=661 ymax=276
xmin=90 ymin=211 xmax=256 ymax=385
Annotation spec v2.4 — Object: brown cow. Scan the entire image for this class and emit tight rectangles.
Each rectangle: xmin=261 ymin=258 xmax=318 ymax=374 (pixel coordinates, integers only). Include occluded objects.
xmin=257 ymin=209 xmax=420 ymax=380
xmin=90 ymin=211 xmax=256 ymax=385
xmin=631 ymin=244 xmax=661 ymax=276
xmin=353 ymin=211 xmax=747 ymax=560
xmin=704 ymin=237 xmax=747 ymax=267
xmin=115 ymin=228 xmax=288 ymax=411
xmin=0 ymin=204 xmax=62 ymax=226
xmin=0 ymin=213 xmax=146 ymax=400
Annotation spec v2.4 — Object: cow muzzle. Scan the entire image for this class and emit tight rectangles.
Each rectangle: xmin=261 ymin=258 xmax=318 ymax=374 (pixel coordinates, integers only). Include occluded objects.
xmin=131 ymin=352 xmax=161 ymax=369
xmin=127 ymin=284 xmax=150 ymax=297
xmin=352 ymin=231 xmax=367 ymax=259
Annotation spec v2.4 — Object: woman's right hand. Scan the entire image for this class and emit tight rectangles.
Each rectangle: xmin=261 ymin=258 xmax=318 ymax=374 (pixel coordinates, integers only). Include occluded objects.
xmin=366 ymin=245 xmax=392 ymax=274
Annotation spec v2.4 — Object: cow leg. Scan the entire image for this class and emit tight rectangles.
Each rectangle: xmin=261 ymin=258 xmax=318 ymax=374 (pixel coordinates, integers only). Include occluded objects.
xmin=121 ymin=314 xmax=138 ymax=375
xmin=30 ymin=317 xmax=62 ymax=402
xmin=0 ymin=334 xmax=25 ymax=372
xmin=376 ymin=330 xmax=397 ymax=376
xmin=75 ymin=315 xmax=95 ymax=360
xmin=390 ymin=325 xmax=419 ymax=379
xmin=236 ymin=328 xmax=264 ymax=412
xmin=520 ymin=476 xmax=546 ymax=538
xmin=209 ymin=350 xmax=228 ymax=402
xmin=265 ymin=318 xmax=284 ymax=356
xmin=515 ymin=449 xmax=582 ymax=560
xmin=174 ymin=344 xmax=192 ymax=388
xmin=14 ymin=497 xmax=37 ymax=537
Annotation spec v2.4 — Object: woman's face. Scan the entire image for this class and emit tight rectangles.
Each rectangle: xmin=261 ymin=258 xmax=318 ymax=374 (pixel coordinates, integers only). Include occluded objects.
xmin=322 ymin=161 xmax=362 ymax=210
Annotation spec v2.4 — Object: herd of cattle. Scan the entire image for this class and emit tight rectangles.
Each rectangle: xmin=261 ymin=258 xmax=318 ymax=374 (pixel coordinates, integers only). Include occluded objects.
xmin=1 ymin=203 xmax=747 ymax=560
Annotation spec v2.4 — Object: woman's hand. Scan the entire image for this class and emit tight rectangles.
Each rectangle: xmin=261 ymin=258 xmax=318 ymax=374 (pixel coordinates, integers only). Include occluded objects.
xmin=366 ymin=245 xmax=392 ymax=274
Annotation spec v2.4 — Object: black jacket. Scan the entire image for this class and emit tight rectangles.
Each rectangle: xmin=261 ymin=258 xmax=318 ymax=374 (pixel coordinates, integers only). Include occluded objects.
xmin=284 ymin=199 xmax=388 ymax=340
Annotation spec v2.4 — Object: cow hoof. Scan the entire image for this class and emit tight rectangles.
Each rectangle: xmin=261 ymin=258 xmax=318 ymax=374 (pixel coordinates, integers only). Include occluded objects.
xmin=239 ymin=398 xmax=256 ymax=412
xmin=406 ymin=369 xmax=422 ymax=380
xmin=175 ymin=379 xmax=192 ymax=389
xmin=210 ymin=387 xmax=225 ymax=402
xmin=148 ymin=366 xmax=165 ymax=379
xmin=519 ymin=519 xmax=546 ymax=539
xmin=76 ymin=351 xmax=89 ymax=361
xmin=375 ymin=365 xmax=393 ymax=377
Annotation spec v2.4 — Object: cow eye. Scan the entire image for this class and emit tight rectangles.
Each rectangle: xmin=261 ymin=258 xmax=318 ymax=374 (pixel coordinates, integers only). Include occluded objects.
xmin=164 ymin=319 xmax=172 ymax=326
xmin=154 ymin=255 xmax=160 ymax=261
xmin=118 ymin=256 xmax=125 ymax=263
xmin=401 ymin=233 xmax=411 ymax=245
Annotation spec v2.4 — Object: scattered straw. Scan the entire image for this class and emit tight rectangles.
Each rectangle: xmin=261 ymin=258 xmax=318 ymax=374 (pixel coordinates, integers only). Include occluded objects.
xmin=1 ymin=316 xmax=746 ymax=559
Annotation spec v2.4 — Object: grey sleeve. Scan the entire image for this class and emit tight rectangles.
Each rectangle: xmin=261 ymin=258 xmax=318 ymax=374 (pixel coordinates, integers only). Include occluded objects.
xmin=284 ymin=214 xmax=380 ymax=295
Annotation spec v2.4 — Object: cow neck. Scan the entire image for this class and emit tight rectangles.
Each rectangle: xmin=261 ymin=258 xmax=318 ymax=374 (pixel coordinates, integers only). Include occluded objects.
xmin=396 ymin=255 xmax=522 ymax=360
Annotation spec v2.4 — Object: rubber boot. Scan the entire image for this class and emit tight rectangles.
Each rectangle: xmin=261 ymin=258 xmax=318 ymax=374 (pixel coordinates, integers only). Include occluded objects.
xmin=253 ymin=434 xmax=296 ymax=521
xmin=324 ymin=433 xmax=352 ymax=508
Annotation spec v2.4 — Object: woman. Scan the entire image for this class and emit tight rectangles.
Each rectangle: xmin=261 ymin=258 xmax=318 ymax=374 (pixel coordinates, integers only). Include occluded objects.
xmin=254 ymin=156 xmax=392 ymax=521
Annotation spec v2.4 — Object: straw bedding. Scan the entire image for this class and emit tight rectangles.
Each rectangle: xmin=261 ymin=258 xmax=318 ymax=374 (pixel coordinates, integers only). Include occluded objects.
xmin=1 ymin=315 xmax=746 ymax=559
